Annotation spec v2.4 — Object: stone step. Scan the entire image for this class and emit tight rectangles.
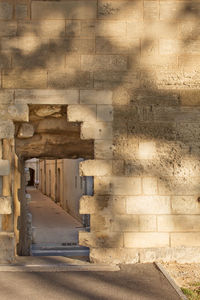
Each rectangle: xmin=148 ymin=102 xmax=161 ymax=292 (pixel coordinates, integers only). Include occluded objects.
xmin=31 ymin=244 xmax=89 ymax=257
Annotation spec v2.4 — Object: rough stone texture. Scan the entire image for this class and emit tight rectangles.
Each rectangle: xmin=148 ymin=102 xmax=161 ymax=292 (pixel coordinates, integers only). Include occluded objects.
xmin=0 ymin=233 xmax=14 ymax=263
xmin=17 ymin=123 xmax=34 ymax=139
xmin=0 ymin=160 xmax=10 ymax=176
xmin=0 ymin=0 xmax=200 ymax=264
xmin=0 ymin=197 xmax=12 ymax=214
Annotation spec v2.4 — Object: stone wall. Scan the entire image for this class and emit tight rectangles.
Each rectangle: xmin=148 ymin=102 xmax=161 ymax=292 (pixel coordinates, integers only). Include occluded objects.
xmin=0 ymin=0 xmax=200 ymax=263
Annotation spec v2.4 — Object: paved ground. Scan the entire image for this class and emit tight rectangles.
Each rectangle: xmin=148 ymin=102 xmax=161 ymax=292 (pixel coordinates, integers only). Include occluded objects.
xmin=0 ymin=264 xmax=181 ymax=300
xmin=28 ymin=188 xmax=84 ymax=246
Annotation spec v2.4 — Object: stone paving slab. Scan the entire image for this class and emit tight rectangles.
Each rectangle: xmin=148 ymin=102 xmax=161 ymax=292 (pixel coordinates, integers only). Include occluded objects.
xmin=0 ymin=263 xmax=181 ymax=299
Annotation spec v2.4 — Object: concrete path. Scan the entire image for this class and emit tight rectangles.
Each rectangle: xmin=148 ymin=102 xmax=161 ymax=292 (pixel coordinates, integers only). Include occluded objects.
xmin=0 ymin=264 xmax=181 ymax=300
xmin=28 ymin=188 xmax=84 ymax=246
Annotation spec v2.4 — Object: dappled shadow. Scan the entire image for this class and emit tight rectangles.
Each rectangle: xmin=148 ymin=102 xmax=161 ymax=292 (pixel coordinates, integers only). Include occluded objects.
xmin=0 ymin=0 xmax=200 ymax=260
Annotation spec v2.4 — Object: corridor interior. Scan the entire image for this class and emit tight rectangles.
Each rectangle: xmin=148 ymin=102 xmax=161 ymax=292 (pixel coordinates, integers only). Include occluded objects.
xmin=25 ymin=158 xmax=92 ymax=256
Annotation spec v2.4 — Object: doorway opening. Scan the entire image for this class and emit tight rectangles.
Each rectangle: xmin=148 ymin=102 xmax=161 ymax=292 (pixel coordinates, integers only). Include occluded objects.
xmin=15 ymin=105 xmax=94 ymax=258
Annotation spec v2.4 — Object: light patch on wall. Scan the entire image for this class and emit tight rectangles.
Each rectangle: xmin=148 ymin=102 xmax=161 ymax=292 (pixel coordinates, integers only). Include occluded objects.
xmin=138 ymin=141 xmax=156 ymax=159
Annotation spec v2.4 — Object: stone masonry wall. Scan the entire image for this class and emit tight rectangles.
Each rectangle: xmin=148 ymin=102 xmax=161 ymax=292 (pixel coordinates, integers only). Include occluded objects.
xmin=0 ymin=0 xmax=200 ymax=263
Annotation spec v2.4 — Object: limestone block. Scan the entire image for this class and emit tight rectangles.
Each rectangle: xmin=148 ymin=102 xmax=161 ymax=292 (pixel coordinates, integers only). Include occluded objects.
xmin=180 ymin=90 xmax=200 ymax=106
xmin=80 ymin=160 xmax=112 ymax=176
xmin=94 ymin=176 xmax=141 ymax=195
xmin=18 ymin=20 xmax=65 ymax=37
xmin=66 ymin=20 xmax=80 ymax=36
xmin=112 ymin=159 xmax=124 ymax=176
xmin=96 ymin=37 xmax=140 ymax=54
xmin=126 ymin=196 xmax=171 ymax=214
xmin=98 ymin=0 xmax=142 ymax=20
xmin=128 ymin=122 xmax=176 ymax=141
xmin=160 ymin=39 xmax=200 ymax=55
xmin=94 ymin=71 xmax=140 ymax=87
xmin=0 ymin=160 xmax=10 ymax=176
xmin=3 ymin=70 xmax=47 ymax=89
xmin=95 ymin=21 xmax=126 ymax=37
xmin=17 ymin=123 xmax=34 ymax=139
xmin=50 ymin=38 xmax=94 ymax=53
xmin=80 ymin=90 xmax=112 ymax=104
xmin=172 ymin=196 xmax=200 ymax=214
xmin=144 ymin=1 xmax=159 ymax=20
xmin=15 ymin=4 xmax=28 ymax=19
xmin=0 ymin=2 xmax=12 ymax=20
xmin=79 ymin=231 xmax=123 ymax=248
xmin=81 ymin=21 xmax=95 ymax=37
xmin=0 ymin=232 xmax=14 ymax=263
xmin=111 ymin=215 xmax=139 ymax=232
xmin=138 ymin=141 xmax=156 ymax=159
xmin=32 ymin=1 xmax=97 ymax=20
xmin=113 ymin=137 xmax=138 ymax=160
xmin=158 ymin=177 xmax=200 ymax=196
xmin=158 ymin=216 xmax=200 ymax=232
xmin=160 ymin=2 xmax=199 ymax=21
xmin=67 ymin=105 xmax=96 ymax=122
xmin=0 ymin=21 xmax=17 ymax=36
xmin=0 ymin=197 xmax=12 ymax=214
xmin=179 ymin=56 xmax=200 ymax=71
xmin=97 ymin=105 xmax=113 ymax=122
xmin=81 ymin=122 xmax=112 ymax=140
xmin=139 ymin=216 xmax=157 ymax=232
xmin=143 ymin=21 xmax=179 ymax=39
xmin=15 ymin=89 xmax=79 ymax=105
xmin=171 ymin=233 xmax=200 ymax=247
xmin=90 ymin=248 xmax=139 ymax=264
xmin=81 ymin=55 xmax=127 ymax=71
xmin=142 ymin=177 xmax=157 ymax=195
xmin=112 ymin=87 xmax=129 ymax=105
xmin=176 ymin=123 xmax=200 ymax=143
xmin=153 ymin=107 xmax=200 ymax=122
xmin=124 ymin=233 xmax=169 ymax=248
xmin=0 ymin=53 xmax=11 ymax=69
xmin=139 ymin=247 xmax=200 ymax=263
xmin=90 ymin=214 xmax=111 ymax=231
xmin=48 ymin=71 xmax=93 ymax=89
xmin=0 ymin=104 xmax=28 ymax=122
xmin=80 ymin=195 xmax=126 ymax=214
xmin=0 ymin=120 xmax=14 ymax=138
xmin=94 ymin=140 xmax=113 ymax=159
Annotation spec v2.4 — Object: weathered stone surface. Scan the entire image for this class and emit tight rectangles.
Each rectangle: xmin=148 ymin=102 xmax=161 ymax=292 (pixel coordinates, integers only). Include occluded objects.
xmin=81 ymin=122 xmax=113 ymax=140
xmin=0 ymin=3 xmax=12 ymax=20
xmin=0 ymin=120 xmax=14 ymax=138
xmin=158 ymin=216 xmax=200 ymax=232
xmin=80 ymin=195 xmax=126 ymax=215
xmin=32 ymin=1 xmax=97 ymax=20
xmin=3 ymin=70 xmax=47 ymax=89
xmin=48 ymin=71 xmax=93 ymax=89
xmin=96 ymin=21 xmax=126 ymax=37
xmin=80 ymin=160 xmax=112 ymax=176
xmin=15 ymin=4 xmax=28 ymax=19
xmin=0 ymin=160 xmax=10 ymax=176
xmin=144 ymin=1 xmax=158 ymax=20
xmin=0 ymin=197 xmax=12 ymax=214
xmin=17 ymin=20 xmax=65 ymax=37
xmin=172 ymin=196 xmax=200 ymax=214
xmin=90 ymin=248 xmax=139 ymax=264
xmin=80 ymin=90 xmax=112 ymax=104
xmin=140 ymin=247 xmax=200 ymax=263
xmin=98 ymin=0 xmax=142 ymax=20
xmin=67 ymin=105 xmax=96 ymax=122
xmin=126 ymin=196 xmax=171 ymax=214
xmin=95 ymin=140 xmax=113 ymax=159
xmin=0 ymin=104 xmax=28 ymax=122
xmin=0 ymin=232 xmax=14 ymax=263
xmin=15 ymin=89 xmax=79 ymax=105
xmin=171 ymin=233 xmax=200 ymax=247
xmin=94 ymin=176 xmax=141 ymax=195
xmin=111 ymin=215 xmax=139 ymax=232
xmin=79 ymin=231 xmax=123 ymax=248
xmin=81 ymin=55 xmax=127 ymax=71
xmin=124 ymin=233 xmax=169 ymax=248
xmin=158 ymin=177 xmax=200 ymax=196
xmin=17 ymin=123 xmax=34 ymax=139
xmin=139 ymin=216 xmax=157 ymax=232
xmin=0 ymin=21 xmax=17 ymax=36
xmin=97 ymin=105 xmax=113 ymax=122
